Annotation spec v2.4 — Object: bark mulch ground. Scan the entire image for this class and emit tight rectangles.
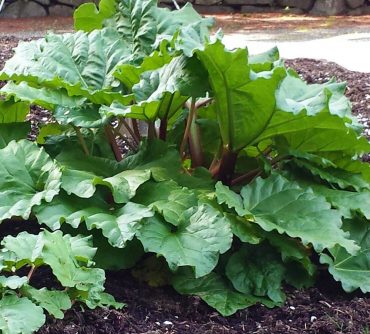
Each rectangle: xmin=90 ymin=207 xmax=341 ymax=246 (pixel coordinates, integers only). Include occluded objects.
xmin=1 ymin=36 xmax=370 ymax=334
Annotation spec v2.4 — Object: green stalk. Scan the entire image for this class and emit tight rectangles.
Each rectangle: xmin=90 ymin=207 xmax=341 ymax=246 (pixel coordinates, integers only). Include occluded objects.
xmin=180 ymin=98 xmax=196 ymax=160
xmin=188 ymin=114 xmax=203 ymax=168
xmin=74 ymin=126 xmax=90 ymax=156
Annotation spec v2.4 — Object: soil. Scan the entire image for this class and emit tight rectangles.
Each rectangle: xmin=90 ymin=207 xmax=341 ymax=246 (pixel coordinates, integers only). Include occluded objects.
xmin=1 ymin=35 xmax=370 ymax=334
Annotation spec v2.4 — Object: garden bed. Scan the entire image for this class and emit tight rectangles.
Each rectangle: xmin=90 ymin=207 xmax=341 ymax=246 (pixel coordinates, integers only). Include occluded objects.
xmin=1 ymin=35 xmax=370 ymax=334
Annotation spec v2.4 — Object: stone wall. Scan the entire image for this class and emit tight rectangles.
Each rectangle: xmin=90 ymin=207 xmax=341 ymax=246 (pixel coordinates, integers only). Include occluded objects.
xmin=1 ymin=0 xmax=370 ymax=18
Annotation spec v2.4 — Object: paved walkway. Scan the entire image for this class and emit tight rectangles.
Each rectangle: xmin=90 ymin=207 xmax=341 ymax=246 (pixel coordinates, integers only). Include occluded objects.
xmin=223 ymin=26 xmax=370 ymax=72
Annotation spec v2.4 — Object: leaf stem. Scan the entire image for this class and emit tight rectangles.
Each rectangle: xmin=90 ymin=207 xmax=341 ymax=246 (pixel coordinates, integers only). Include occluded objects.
xmin=180 ymin=98 xmax=196 ymax=160
xmin=27 ymin=265 xmax=36 ymax=282
xmin=105 ymin=125 xmax=122 ymax=161
xmin=119 ymin=119 xmax=140 ymax=145
xmin=159 ymin=118 xmax=168 ymax=141
xmin=74 ymin=126 xmax=90 ymax=156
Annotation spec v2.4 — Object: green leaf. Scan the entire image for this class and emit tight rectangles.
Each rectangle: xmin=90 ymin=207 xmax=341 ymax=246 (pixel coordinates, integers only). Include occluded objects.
xmin=0 ymin=140 xmax=61 ymax=221
xmin=0 ymin=276 xmax=28 ymax=289
xmin=35 ymin=192 xmax=153 ymax=247
xmin=226 ymin=213 xmax=262 ymax=245
xmin=248 ymin=46 xmax=280 ymax=73
xmin=114 ymin=46 xmax=172 ymax=90
xmin=0 ymin=295 xmax=45 ymax=334
xmin=172 ymin=269 xmax=259 ymax=316
xmin=0 ymin=123 xmax=31 ymax=149
xmin=21 ymin=285 xmax=71 ymax=319
xmin=54 ymin=104 xmax=107 ymax=128
xmin=196 ymin=40 xmax=284 ymax=151
xmin=292 ymin=158 xmax=370 ymax=192
xmin=1 ymin=232 xmax=44 ymax=265
xmin=240 ymin=174 xmax=358 ymax=254
xmin=134 ymin=180 xmax=198 ymax=226
xmin=320 ymin=217 xmax=370 ymax=293
xmin=74 ymin=0 xmax=116 ymax=31
xmin=1 ymin=82 xmax=85 ymax=110
xmin=226 ymin=244 xmax=286 ymax=303
xmin=0 ymin=29 xmax=132 ymax=105
xmin=137 ymin=204 xmax=233 ymax=277
xmin=276 ymin=72 xmax=354 ymax=121
xmin=57 ymin=149 xmax=150 ymax=202
xmin=0 ymin=99 xmax=29 ymax=123
xmin=311 ymin=185 xmax=370 ymax=220
xmin=41 ymin=230 xmax=106 ymax=291
xmin=215 ymin=181 xmax=249 ymax=216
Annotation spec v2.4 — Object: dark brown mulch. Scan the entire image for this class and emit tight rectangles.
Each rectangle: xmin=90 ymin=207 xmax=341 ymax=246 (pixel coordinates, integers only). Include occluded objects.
xmin=1 ymin=37 xmax=370 ymax=334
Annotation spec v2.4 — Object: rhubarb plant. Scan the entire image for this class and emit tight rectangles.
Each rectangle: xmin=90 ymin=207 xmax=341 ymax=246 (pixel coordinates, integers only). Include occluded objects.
xmin=1 ymin=0 xmax=370 ymax=332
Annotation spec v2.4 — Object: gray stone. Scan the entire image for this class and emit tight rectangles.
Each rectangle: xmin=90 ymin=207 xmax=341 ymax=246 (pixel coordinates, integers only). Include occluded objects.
xmin=235 ymin=0 xmax=273 ymax=4
xmin=49 ymin=4 xmax=74 ymax=16
xmin=56 ymin=0 xmax=88 ymax=7
xmin=345 ymin=0 xmax=365 ymax=8
xmin=195 ymin=0 xmax=221 ymax=5
xmin=276 ymin=0 xmax=314 ymax=10
xmin=310 ymin=0 xmax=346 ymax=15
xmin=193 ymin=4 xmax=235 ymax=13
xmin=0 ymin=0 xmax=47 ymax=18
xmin=240 ymin=5 xmax=279 ymax=12
xmin=36 ymin=0 xmax=50 ymax=5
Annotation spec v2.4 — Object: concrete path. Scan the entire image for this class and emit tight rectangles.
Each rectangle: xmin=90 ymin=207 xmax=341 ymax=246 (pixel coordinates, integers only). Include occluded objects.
xmin=222 ymin=26 xmax=370 ymax=72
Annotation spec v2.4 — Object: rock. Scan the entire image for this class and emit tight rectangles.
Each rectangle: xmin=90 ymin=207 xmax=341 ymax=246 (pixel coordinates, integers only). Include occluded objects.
xmin=276 ymin=0 xmax=314 ymax=10
xmin=49 ymin=4 xmax=74 ymax=16
xmin=37 ymin=0 xmax=51 ymax=5
xmin=195 ymin=0 xmax=221 ymax=5
xmin=224 ymin=0 xmax=273 ymax=4
xmin=193 ymin=4 xmax=235 ymax=13
xmin=236 ymin=0 xmax=273 ymax=4
xmin=57 ymin=0 xmax=90 ymax=7
xmin=240 ymin=5 xmax=279 ymax=12
xmin=346 ymin=0 xmax=365 ymax=8
xmin=0 ymin=0 xmax=47 ymax=18
xmin=310 ymin=0 xmax=346 ymax=15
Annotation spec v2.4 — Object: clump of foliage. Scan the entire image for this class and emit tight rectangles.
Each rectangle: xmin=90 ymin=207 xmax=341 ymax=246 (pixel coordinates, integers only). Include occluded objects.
xmin=1 ymin=0 xmax=370 ymax=332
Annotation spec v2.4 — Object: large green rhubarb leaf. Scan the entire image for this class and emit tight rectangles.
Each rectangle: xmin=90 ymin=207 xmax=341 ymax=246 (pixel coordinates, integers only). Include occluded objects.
xmin=21 ymin=286 xmax=71 ymax=319
xmin=0 ymin=123 xmax=30 ymax=149
xmin=137 ymin=204 xmax=233 ymax=277
xmin=0 ymin=140 xmax=61 ymax=221
xmin=225 ymin=244 xmax=286 ymax=304
xmin=320 ymin=218 xmax=370 ymax=293
xmin=1 ymin=82 xmax=85 ymax=110
xmin=0 ymin=99 xmax=29 ymax=123
xmin=56 ymin=149 xmax=150 ymax=201
xmin=222 ymin=173 xmax=358 ymax=254
xmin=196 ymin=40 xmax=285 ymax=151
xmin=172 ymin=269 xmax=259 ymax=316
xmin=0 ymin=295 xmax=45 ymax=334
xmin=74 ymin=0 xmax=213 ymax=59
xmin=0 ymin=29 xmax=131 ymax=105
xmin=34 ymin=192 xmax=153 ymax=247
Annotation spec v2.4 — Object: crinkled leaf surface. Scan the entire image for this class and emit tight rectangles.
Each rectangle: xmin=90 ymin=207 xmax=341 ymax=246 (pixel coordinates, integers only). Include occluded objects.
xmin=35 ymin=192 xmax=153 ymax=247
xmin=0 ymin=29 xmax=131 ymax=105
xmin=133 ymin=180 xmax=198 ymax=226
xmin=137 ymin=204 xmax=233 ymax=277
xmin=0 ymin=295 xmax=45 ymax=334
xmin=0 ymin=140 xmax=61 ymax=221
xmin=21 ymin=285 xmax=71 ymax=319
xmin=225 ymin=244 xmax=286 ymax=303
xmin=0 ymin=276 xmax=28 ymax=289
xmin=320 ymin=218 xmax=370 ymax=293
xmin=56 ymin=149 xmax=150 ymax=202
xmin=172 ymin=269 xmax=259 ymax=316
xmin=239 ymin=174 xmax=358 ymax=254
xmin=312 ymin=186 xmax=370 ymax=219
xmin=41 ymin=230 xmax=106 ymax=291
xmin=1 ymin=82 xmax=85 ymax=110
